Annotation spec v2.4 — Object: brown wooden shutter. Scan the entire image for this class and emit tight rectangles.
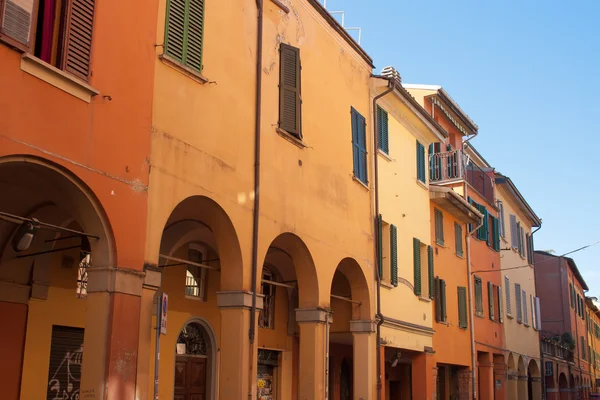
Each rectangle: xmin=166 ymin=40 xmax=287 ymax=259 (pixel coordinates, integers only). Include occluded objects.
xmin=47 ymin=325 xmax=84 ymax=400
xmin=0 ymin=0 xmax=36 ymax=50
xmin=279 ymin=43 xmax=301 ymax=137
xmin=62 ymin=0 xmax=95 ymax=80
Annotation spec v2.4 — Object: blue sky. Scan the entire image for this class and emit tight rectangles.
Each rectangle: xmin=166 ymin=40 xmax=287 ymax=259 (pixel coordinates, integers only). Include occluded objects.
xmin=323 ymin=0 xmax=600 ymax=293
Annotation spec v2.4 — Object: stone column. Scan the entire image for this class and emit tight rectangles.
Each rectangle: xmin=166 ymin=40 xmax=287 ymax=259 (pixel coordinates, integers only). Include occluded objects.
xmin=507 ymin=373 xmax=519 ymax=400
xmin=80 ymin=266 xmax=145 ymax=400
xmin=530 ymin=376 xmax=542 ymax=400
xmin=296 ymin=308 xmax=327 ymax=400
xmin=350 ymin=320 xmax=376 ymax=400
xmin=478 ymin=353 xmax=494 ymax=400
xmin=412 ymin=349 xmax=437 ymax=400
xmin=217 ymin=291 xmax=263 ymax=400
xmin=0 ymin=282 xmax=29 ymax=400
xmin=135 ymin=266 xmax=162 ymax=400
xmin=517 ymin=375 xmax=529 ymax=400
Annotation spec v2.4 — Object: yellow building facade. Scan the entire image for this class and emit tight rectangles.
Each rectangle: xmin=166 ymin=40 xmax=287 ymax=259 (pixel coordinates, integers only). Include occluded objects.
xmin=586 ymin=298 xmax=600 ymax=394
xmin=140 ymin=0 xmax=377 ymax=399
xmin=372 ymin=69 xmax=448 ymax=399
xmin=495 ymin=173 xmax=542 ymax=400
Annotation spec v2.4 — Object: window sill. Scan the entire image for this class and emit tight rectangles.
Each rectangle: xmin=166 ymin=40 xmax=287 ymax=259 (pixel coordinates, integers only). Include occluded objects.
xmin=416 ymin=179 xmax=428 ymax=190
xmin=352 ymin=176 xmax=369 ymax=191
xmin=418 ymin=296 xmax=432 ymax=303
xmin=436 ymin=241 xmax=445 ymax=248
xmin=507 ymin=313 xmax=514 ymax=319
xmin=436 ymin=320 xmax=449 ymax=326
xmin=159 ymin=54 xmax=209 ymax=84
xmin=455 ymin=253 xmax=465 ymax=259
xmin=378 ymin=149 xmax=392 ymax=161
xmin=475 ymin=312 xmax=484 ymax=318
xmin=185 ymin=295 xmax=206 ymax=302
xmin=20 ymin=54 xmax=99 ymax=102
xmin=276 ymin=128 xmax=308 ymax=149
xmin=380 ymin=281 xmax=394 ymax=289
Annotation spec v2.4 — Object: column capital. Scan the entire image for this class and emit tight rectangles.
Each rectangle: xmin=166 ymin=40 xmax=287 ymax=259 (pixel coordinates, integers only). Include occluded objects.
xmin=295 ymin=307 xmax=332 ymax=324
xmin=349 ymin=320 xmax=376 ymax=333
xmin=217 ymin=291 xmax=264 ymax=310
xmin=87 ymin=266 xmax=145 ymax=296
xmin=0 ymin=281 xmax=30 ymax=304
xmin=142 ymin=266 xmax=162 ymax=290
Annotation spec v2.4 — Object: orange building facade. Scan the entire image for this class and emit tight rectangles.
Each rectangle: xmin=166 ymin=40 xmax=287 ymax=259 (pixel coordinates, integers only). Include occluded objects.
xmin=0 ymin=0 xmax=158 ymax=399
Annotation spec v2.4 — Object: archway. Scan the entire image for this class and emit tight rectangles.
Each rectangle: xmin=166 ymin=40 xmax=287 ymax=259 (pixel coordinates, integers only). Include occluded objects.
xmin=0 ymin=156 xmax=114 ymax=400
xmin=174 ymin=319 xmax=218 ymax=400
xmin=507 ymin=353 xmax=518 ymax=400
xmin=517 ymin=356 xmax=527 ymax=400
xmin=559 ymin=373 xmax=569 ymax=400
xmin=527 ymin=359 xmax=541 ymax=400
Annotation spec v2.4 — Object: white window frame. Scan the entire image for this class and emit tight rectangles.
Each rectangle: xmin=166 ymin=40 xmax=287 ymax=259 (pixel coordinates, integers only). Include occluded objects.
xmin=186 ymin=243 xmax=208 ymax=300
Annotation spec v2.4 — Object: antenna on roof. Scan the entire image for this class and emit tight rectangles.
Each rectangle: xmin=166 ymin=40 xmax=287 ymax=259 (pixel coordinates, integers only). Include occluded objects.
xmin=320 ymin=1 xmax=363 ymax=44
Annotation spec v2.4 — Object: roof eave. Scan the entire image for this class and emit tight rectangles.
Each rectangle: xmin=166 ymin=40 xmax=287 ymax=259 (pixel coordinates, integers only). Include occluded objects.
xmin=495 ymin=174 xmax=542 ymax=227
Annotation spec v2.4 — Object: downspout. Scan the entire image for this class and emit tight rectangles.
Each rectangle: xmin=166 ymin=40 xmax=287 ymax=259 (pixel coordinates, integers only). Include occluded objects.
xmin=531 ymin=225 xmax=547 ymax=399
xmin=249 ymin=0 xmax=263 ymax=398
xmin=372 ymin=79 xmax=394 ymax=400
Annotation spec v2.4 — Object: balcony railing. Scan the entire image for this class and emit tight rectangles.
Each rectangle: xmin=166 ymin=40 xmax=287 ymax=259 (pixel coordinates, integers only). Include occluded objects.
xmin=541 ymin=336 xmax=575 ymax=362
xmin=429 ymin=149 xmax=494 ymax=205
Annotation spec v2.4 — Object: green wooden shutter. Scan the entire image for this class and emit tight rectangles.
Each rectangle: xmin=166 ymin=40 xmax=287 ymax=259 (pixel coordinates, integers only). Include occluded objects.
xmin=515 ymin=283 xmax=522 ymax=322
xmin=493 ymin=216 xmax=501 ymax=251
xmin=458 ymin=286 xmax=468 ymax=328
xmin=475 ymin=277 xmax=482 ymax=314
xmin=413 ymin=238 xmax=421 ymax=296
xmin=428 ymin=245 xmax=434 ymax=299
xmin=416 ymin=141 xmax=426 ymax=183
xmin=488 ymin=281 xmax=495 ymax=321
xmin=390 ymin=224 xmax=398 ymax=287
xmin=279 ymin=44 xmax=302 ymax=137
xmin=435 ymin=209 xmax=444 ymax=246
xmin=377 ymin=106 xmax=389 ymax=154
xmin=498 ymin=286 xmax=503 ymax=323
xmin=435 ymin=277 xmax=441 ymax=322
xmin=377 ymin=214 xmax=383 ymax=279
xmin=441 ymin=279 xmax=447 ymax=322
xmin=165 ymin=0 xmax=205 ymax=73
xmin=455 ymin=223 xmax=463 ymax=257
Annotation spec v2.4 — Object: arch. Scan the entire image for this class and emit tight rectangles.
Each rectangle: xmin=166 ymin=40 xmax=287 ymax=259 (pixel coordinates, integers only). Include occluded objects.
xmin=527 ymin=359 xmax=540 ymax=378
xmin=0 ymin=155 xmax=115 ymax=268
xmin=508 ymin=353 xmax=516 ymax=373
xmin=330 ymin=257 xmax=371 ymax=320
xmin=175 ymin=317 xmax=218 ymax=400
xmin=262 ymin=232 xmax=319 ymax=308
xmin=517 ymin=355 xmax=526 ymax=376
xmin=158 ymin=196 xmax=244 ymax=290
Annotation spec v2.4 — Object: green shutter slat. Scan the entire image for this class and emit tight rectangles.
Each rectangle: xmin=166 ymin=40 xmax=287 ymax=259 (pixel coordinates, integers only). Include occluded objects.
xmin=435 ymin=277 xmax=441 ymax=322
xmin=435 ymin=209 xmax=444 ymax=246
xmin=428 ymin=245 xmax=435 ymax=299
xmin=441 ymin=279 xmax=447 ymax=322
xmin=377 ymin=214 xmax=383 ymax=279
xmin=458 ymin=286 xmax=468 ymax=328
xmin=428 ymin=143 xmax=434 ymax=181
xmin=475 ymin=277 xmax=482 ymax=314
xmin=417 ymin=141 xmax=426 ymax=183
xmin=377 ymin=106 xmax=389 ymax=154
xmin=413 ymin=238 xmax=421 ymax=296
xmin=488 ymin=281 xmax=495 ymax=321
xmin=493 ymin=217 xmax=501 ymax=252
xmin=351 ymin=108 xmax=367 ymax=183
xmin=455 ymin=223 xmax=463 ymax=257
xmin=390 ymin=224 xmax=398 ymax=287
xmin=498 ymin=286 xmax=503 ymax=323
xmin=165 ymin=0 xmax=205 ymax=72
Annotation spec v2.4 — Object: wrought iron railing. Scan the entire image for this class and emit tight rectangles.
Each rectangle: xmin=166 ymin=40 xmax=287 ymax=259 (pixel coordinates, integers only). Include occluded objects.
xmin=541 ymin=336 xmax=575 ymax=362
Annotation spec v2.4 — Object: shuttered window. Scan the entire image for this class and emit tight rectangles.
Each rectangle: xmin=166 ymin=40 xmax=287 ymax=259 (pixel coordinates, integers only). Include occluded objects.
xmin=510 ymin=215 xmax=518 ymax=250
xmin=531 ymin=294 xmax=537 ymax=330
xmin=435 ymin=209 xmax=444 ymax=246
xmin=458 ymin=286 xmax=468 ymax=328
xmin=505 ymin=276 xmax=512 ymax=316
xmin=497 ymin=201 xmax=506 ymax=238
xmin=47 ymin=325 xmax=84 ymax=400
xmin=351 ymin=108 xmax=368 ymax=184
xmin=416 ymin=141 xmax=426 ymax=183
xmin=278 ymin=44 xmax=302 ymax=137
xmin=488 ymin=281 xmax=495 ymax=321
xmin=474 ymin=276 xmax=483 ymax=316
xmin=434 ymin=278 xmax=447 ymax=323
xmin=522 ymin=289 xmax=529 ymax=325
xmin=390 ymin=224 xmax=398 ymax=287
xmin=570 ymin=283 xmax=575 ymax=309
xmin=428 ymin=245 xmax=435 ymax=299
xmin=0 ymin=0 xmax=95 ymax=80
xmin=491 ymin=216 xmax=501 ymax=252
xmin=498 ymin=285 xmax=503 ymax=323
xmin=515 ymin=283 xmax=522 ymax=323
xmin=526 ymin=234 xmax=534 ymax=264
xmin=413 ymin=238 xmax=421 ymax=296
xmin=165 ymin=0 xmax=205 ymax=73
xmin=455 ymin=223 xmax=463 ymax=257
xmin=377 ymin=214 xmax=383 ymax=279
xmin=377 ymin=105 xmax=389 ymax=154
xmin=582 ymin=337 xmax=586 ymax=360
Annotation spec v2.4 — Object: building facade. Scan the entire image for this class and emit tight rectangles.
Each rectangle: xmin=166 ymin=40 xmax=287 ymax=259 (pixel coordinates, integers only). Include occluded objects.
xmin=535 ymin=251 xmax=590 ymax=400
xmin=0 ymin=0 xmax=157 ymax=398
xmin=495 ymin=173 xmax=542 ymax=400
xmin=586 ymin=297 xmax=600 ymax=395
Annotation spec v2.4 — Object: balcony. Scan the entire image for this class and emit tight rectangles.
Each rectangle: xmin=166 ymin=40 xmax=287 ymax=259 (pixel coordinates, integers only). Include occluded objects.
xmin=429 ymin=149 xmax=494 ymax=205
xmin=541 ymin=334 xmax=575 ymax=362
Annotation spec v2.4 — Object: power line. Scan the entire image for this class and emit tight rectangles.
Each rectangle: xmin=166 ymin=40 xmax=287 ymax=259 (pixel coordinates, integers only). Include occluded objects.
xmin=472 ymin=239 xmax=600 ymax=274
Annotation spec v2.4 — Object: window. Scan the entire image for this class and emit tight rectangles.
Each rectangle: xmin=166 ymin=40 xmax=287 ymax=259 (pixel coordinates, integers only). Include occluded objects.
xmin=531 ymin=294 xmax=539 ymax=330
xmin=435 ymin=208 xmax=444 ymax=246
xmin=497 ymin=200 xmax=506 ymax=238
xmin=474 ymin=276 xmax=483 ymax=316
xmin=455 ymin=223 xmax=463 ymax=257
xmin=165 ymin=0 xmax=205 ymax=73
xmin=526 ymin=233 xmax=534 ymax=264
xmin=582 ymin=337 xmax=586 ymax=360
xmin=377 ymin=105 xmax=389 ymax=154
xmin=428 ymin=245 xmax=434 ymax=299
xmin=413 ymin=239 xmax=431 ymax=298
xmin=0 ymin=0 xmax=95 ymax=80
xmin=517 ymin=223 xmax=526 ymax=258
xmin=522 ymin=289 xmax=529 ymax=326
xmin=390 ymin=224 xmax=398 ymax=287
xmin=570 ymin=283 xmax=575 ymax=309
xmin=259 ymin=268 xmax=276 ymax=329
xmin=497 ymin=285 xmax=504 ymax=323
xmin=186 ymin=246 xmax=207 ymax=300
xmin=278 ymin=44 xmax=302 ymax=137
xmin=377 ymin=215 xmax=388 ymax=281
xmin=416 ymin=141 xmax=426 ymax=183
xmin=487 ymin=282 xmax=495 ymax=321
xmin=490 ymin=215 xmax=501 ymax=251
xmin=413 ymin=238 xmax=422 ymax=296
xmin=510 ymin=214 xmax=518 ymax=250
xmin=351 ymin=108 xmax=368 ymax=184
xmin=458 ymin=286 xmax=468 ymax=328
xmin=515 ymin=283 xmax=522 ymax=323
xmin=505 ymin=276 xmax=512 ymax=316
xmin=435 ymin=277 xmax=447 ymax=323
xmin=469 ymin=198 xmax=489 ymax=242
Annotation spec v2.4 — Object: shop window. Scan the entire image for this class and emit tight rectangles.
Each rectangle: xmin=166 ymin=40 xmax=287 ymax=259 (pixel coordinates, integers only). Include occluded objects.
xmin=258 ymin=349 xmax=280 ymax=400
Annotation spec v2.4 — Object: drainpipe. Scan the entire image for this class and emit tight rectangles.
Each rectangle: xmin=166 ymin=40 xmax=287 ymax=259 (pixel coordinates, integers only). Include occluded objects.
xmin=371 ymin=78 xmax=394 ymax=400
xmin=531 ymin=225 xmax=547 ymax=399
xmin=249 ymin=0 xmax=263 ymax=399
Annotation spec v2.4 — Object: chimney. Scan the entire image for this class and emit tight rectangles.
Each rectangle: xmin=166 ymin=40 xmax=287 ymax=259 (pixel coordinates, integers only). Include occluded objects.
xmin=381 ymin=66 xmax=402 ymax=86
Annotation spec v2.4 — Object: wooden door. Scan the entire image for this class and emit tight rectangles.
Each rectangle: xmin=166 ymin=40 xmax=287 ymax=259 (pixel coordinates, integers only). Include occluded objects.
xmin=174 ymin=356 xmax=207 ymax=400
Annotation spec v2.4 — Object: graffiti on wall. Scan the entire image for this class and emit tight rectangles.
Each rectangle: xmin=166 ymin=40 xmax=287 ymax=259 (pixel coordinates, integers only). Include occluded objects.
xmin=48 ymin=345 xmax=83 ymax=400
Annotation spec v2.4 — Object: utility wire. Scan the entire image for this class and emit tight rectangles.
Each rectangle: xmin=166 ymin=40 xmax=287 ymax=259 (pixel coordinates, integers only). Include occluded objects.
xmin=472 ymin=239 xmax=600 ymax=274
